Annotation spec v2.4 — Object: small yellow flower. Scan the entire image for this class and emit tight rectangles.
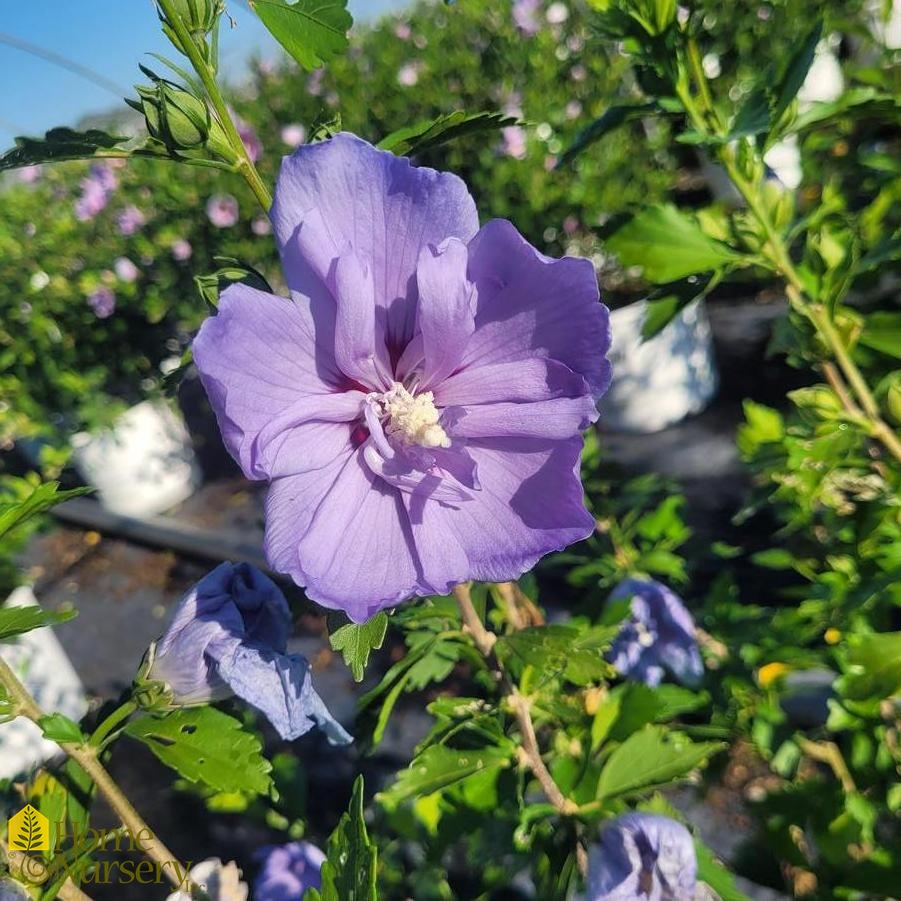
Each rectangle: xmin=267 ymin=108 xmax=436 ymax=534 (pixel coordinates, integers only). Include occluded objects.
xmin=83 ymin=530 xmax=102 ymax=546
xmin=824 ymin=628 xmax=842 ymax=645
xmin=758 ymin=662 xmax=790 ymax=688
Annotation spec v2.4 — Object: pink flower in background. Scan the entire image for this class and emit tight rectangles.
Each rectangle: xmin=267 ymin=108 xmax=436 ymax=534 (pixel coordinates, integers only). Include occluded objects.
xmin=546 ymin=2 xmax=569 ymax=24
xmin=397 ymin=61 xmax=424 ymax=87
xmin=114 ymin=257 xmax=139 ymax=282
xmin=566 ymin=100 xmax=583 ymax=120
xmin=393 ymin=20 xmax=411 ymax=40
xmin=281 ymin=124 xmax=307 ymax=148
xmin=251 ymin=216 xmax=272 ymax=236
xmin=306 ymin=69 xmax=325 ymax=97
xmin=17 ymin=165 xmax=42 ymax=183
xmin=501 ymin=125 xmax=528 ymax=159
xmin=74 ymin=164 xmax=117 ymax=221
xmin=172 ymin=238 xmax=193 ymax=261
xmin=87 ymin=286 xmax=116 ymax=319
xmin=563 ymin=215 xmax=580 ymax=236
xmin=192 ymin=134 xmax=610 ymax=621
xmin=117 ymin=205 xmax=146 ymax=236
xmin=206 ymin=194 xmax=239 ymax=228
xmin=513 ymin=0 xmax=542 ymax=35
xmin=570 ymin=64 xmax=588 ymax=82
xmin=232 ymin=109 xmax=263 ymax=163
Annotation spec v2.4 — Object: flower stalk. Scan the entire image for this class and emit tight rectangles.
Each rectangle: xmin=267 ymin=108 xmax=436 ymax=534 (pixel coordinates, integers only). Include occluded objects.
xmin=0 ymin=657 xmax=188 ymax=890
xmin=452 ymin=583 xmax=586 ymax=875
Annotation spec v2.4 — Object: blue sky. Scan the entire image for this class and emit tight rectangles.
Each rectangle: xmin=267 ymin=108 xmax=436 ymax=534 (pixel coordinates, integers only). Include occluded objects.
xmin=0 ymin=0 xmax=403 ymax=146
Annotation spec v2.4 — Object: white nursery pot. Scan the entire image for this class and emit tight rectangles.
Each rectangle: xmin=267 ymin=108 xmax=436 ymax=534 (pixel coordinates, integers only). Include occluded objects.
xmin=71 ymin=400 xmax=200 ymax=517
xmin=600 ymin=299 xmax=718 ymax=433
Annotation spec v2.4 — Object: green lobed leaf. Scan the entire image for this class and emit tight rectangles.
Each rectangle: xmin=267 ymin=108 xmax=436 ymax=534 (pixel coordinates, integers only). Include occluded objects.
xmin=0 ymin=605 xmax=77 ymax=643
xmin=596 ymin=725 xmax=723 ymax=800
xmin=557 ymin=103 xmax=657 ymax=166
xmin=0 ymin=481 xmax=92 ymax=540
xmin=38 ymin=713 xmax=86 ymax=745
xmin=606 ymin=205 xmax=738 ymax=284
xmin=378 ymin=743 xmax=514 ymax=809
xmin=0 ymin=127 xmax=127 ymax=171
xmin=329 ymin=612 xmax=388 ymax=682
xmin=317 ymin=775 xmax=378 ymax=901
xmin=124 ymin=707 xmax=272 ymax=796
xmin=378 ymin=110 xmax=515 ymax=157
xmin=249 ymin=0 xmax=352 ymax=71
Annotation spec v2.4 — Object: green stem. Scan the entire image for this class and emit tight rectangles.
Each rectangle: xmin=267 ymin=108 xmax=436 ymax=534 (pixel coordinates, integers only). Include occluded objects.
xmin=90 ymin=700 xmax=137 ymax=749
xmin=0 ymin=657 xmax=188 ymax=889
xmin=155 ymin=0 xmax=272 ymax=212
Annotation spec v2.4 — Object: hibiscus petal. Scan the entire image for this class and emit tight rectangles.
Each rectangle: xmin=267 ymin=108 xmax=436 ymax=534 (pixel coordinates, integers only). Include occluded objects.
xmin=435 ymin=358 xmax=590 ymax=407
xmin=361 ymin=442 xmax=473 ymax=503
xmin=266 ymin=451 xmax=422 ymax=621
xmin=215 ymin=642 xmax=351 ymax=744
xmin=414 ymin=238 xmax=475 ymax=389
xmin=464 ymin=219 xmax=612 ymax=398
xmin=270 ymin=133 xmax=479 ymax=352
xmin=408 ymin=437 xmax=593 ymax=592
xmin=452 ymin=396 xmax=598 ymax=439
xmin=193 ymin=283 xmax=346 ymax=479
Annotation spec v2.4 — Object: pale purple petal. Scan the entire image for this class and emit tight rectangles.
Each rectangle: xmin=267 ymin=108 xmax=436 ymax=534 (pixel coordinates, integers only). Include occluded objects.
xmin=452 ymin=396 xmax=598 ymax=439
xmin=464 ymin=219 xmax=611 ymax=397
xmin=270 ymin=133 xmax=478 ymax=353
xmin=435 ymin=359 xmax=590 ymax=407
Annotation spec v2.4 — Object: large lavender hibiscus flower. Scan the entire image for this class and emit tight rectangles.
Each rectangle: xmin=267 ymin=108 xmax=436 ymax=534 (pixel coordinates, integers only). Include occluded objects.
xmin=193 ymin=133 xmax=610 ymax=621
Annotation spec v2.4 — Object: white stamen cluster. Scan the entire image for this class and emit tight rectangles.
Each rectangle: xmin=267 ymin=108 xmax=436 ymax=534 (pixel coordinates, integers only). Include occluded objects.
xmin=379 ymin=382 xmax=450 ymax=448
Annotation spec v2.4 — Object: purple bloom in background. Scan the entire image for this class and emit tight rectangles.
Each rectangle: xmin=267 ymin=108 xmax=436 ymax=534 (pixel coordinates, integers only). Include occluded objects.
xmin=306 ymin=69 xmax=325 ymax=97
xmin=17 ymin=164 xmax=43 ymax=184
xmin=397 ymin=61 xmax=423 ymax=86
xmin=114 ymin=256 xmax=139 ymax=283
xmin=587 ymin=813 xmax=697 ymax=901
xmin=281 ymin=124 xmax=307 ymax=148
xmin=207 ymin=194 xmax=239 ymax=228
xmin=87 ymin=286 xmax=116 ymax=319
xmin=172 ymin=238 xmax=193 ymax=261
xmin=608 ymin=578 xmax=704 ymax=688
xmin=116 ymin=205 xmax=146 ymax=236
xmin=146 ymin=562 xmax=350 ymax=743
xmin=513 ymin=0 xmax=542 ymax=35
xmin=252 ymin=216 xmax=272 ymax=236
xmin=192 ymin=133 xmax=610 ymax=622
xmin=393 ymin=20 xmax=412 ymax=40
xmin=254 ymin=842 xmax=324 ymax=901
xmin=74 ymin=164 xmax=117 ymax=221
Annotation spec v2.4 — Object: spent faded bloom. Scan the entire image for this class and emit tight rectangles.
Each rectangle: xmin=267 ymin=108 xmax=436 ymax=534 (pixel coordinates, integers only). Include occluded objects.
xmin=116 ymin=205 xmax=146 ymax=236
xmin=167 ymin=859 xmax=248 ymax=901
xmin=87 ymin=286 xmax=116 ymax=319
xmin=608 ymin=578 xmax=703 ymax=688
xmin=144 ymin=562 xmax=350 ymax=743
xmin=254 ymin=842 xmax=324 ymax=900
xmin=206 ymin=193 xmax=239 ymax=228
xmin=193 ymin=134 xmax=610 ymax=621
xmin=588 ymin=813 xmax=697 ymax=901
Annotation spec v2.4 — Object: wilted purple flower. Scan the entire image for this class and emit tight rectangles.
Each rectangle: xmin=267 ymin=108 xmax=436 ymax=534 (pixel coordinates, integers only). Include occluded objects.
xmin=608 ymin=578 xmax=704 ymax=688
xmin=146 ymin=562 xmax=350 ymax=743
xmin=280 ymin=123 xmax=307 ymax=148
xmin=206 ymin=193 xmax=239 ymax=228
xmin=513 ymin=0 xmax=542 ymax=35
xmin=116 ymin=205 xmax=146 ymax=236
xmin=114 ymin=256 xmax=139 ymax=283
xmin=397 ymin=61 xmax=423 ymax=87
xmin=172 ymin=238 xmax=193 ymax=261
xmin=192 ymin=134 xmax=610 ymax=622
xmin=587 ymin=814 xmax=697 ymax=901
xmin=87 ymin=286 xmax=116 ymax=319
xmin=501 ymin=125 xmax=528 ymax=159
xmin=252 ymin=216 xmax=272 ymax=236
xmin=254 ymin=842 xmax=324 ymax=901
xmin=232 ymin=109 xmax=263 ymax=163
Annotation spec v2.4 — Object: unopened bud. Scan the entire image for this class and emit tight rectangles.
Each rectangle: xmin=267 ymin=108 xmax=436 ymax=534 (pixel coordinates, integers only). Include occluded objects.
xmin=132 ymin=81 xmax=210 ymax=151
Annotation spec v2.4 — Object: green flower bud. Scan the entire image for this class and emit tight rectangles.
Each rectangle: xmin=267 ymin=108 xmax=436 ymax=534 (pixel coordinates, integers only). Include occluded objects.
xmin=135 ymin=81 xmax=211 ymax=151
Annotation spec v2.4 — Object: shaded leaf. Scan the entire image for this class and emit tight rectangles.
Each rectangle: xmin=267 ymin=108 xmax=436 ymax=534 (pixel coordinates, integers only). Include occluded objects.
xmin=378 ymin=111 xmax=514 ymax=157
xmin=124 ymin=708 xmax=272 ymax=796
xmin=0 ymin=482 xmax=92 ymax=539
xmin=0 ymin=127 xmax=127 ymax=171
xmin=558 ymin=103 xmax=656 ymax=166
xmin=0 ymin=605 xmax=77 ymax=643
